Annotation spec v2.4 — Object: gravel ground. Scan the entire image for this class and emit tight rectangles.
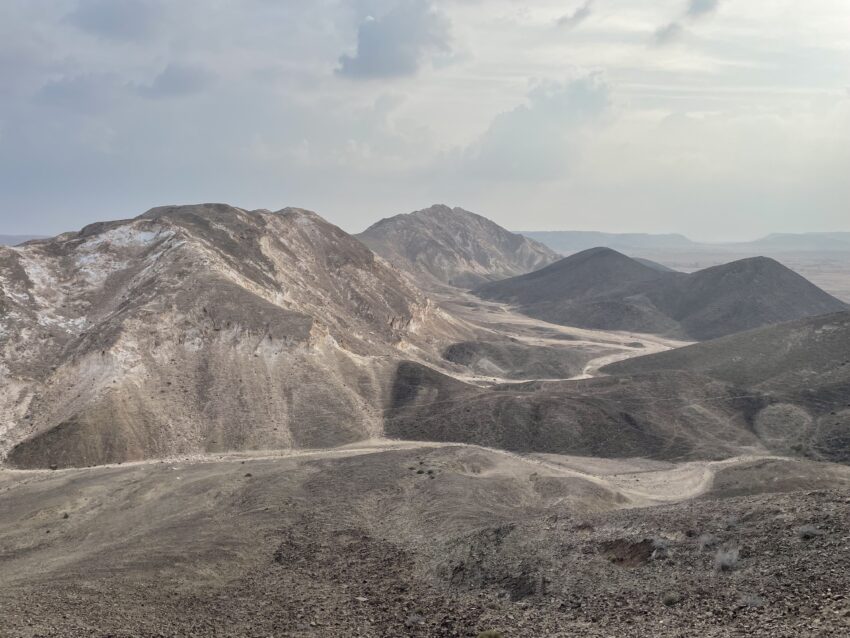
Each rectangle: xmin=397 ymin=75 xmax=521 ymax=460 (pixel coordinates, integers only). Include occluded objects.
xmin=2 ymin=447 xmax=849 ymax=637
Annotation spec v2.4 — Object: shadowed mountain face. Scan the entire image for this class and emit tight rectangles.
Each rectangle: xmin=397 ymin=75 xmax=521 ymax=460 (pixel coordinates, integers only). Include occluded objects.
xmin=356 ymin=205 xmax=558 ymax=288
xmin=475 ymin=248 xmax=847 ymax=340
xmin=441 ymin=340 xmax=601 ymax=380
xmin=603 ymin=311 xmax=850 ymax=390
xmin=633 ymin=257 xmax=677 ymax=272
xmin=603 ymin=312 xmax=850 ymax=462
xmin=388 ymin=307 xmax=850 ymax=463
xmin=0 ymin=204 xmax=458 ymax=468
xmin=385 ymin=361 xmax=767 ymax=461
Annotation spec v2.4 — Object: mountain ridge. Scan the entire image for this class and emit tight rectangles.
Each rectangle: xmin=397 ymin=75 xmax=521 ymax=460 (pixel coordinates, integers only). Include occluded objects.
xmin=0 ymin=203 xmax=461 ymax=468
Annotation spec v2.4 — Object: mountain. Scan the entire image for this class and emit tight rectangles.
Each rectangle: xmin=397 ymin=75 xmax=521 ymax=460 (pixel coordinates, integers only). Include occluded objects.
xmin=356 ymin=205 xmax=559 ymax=288
xmin=386 ymin=361 xmax=765 ymax=461
xmin=476 ymin=247 xmax=667 ymax=301
xmin=520 ymin=230 xmax=696 ymax=254
xmin=603 ymin=311 xmax=850 ymax=461
xmin=602 ymin=311 xmax=850 ymax=390
xmin=0 ymin=203 xmax=456 ymax=469
xmin=633 ymin=257 xmax=677 ymax=272
xmin=475 ymin=248 xmax=847 ymax=340
xmin=0 ymin=235 xmax=45 ymax=246
xmin=474 ymin=247 xmax=686 ymax=336
xmin=388 ymin=312 xmax=850 ymax=463
xmin=658 ymin=256 xmax=848 ymax=340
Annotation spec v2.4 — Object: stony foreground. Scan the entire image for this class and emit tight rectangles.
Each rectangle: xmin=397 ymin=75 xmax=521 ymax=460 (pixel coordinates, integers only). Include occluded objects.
xmin=1 ymin=445 xmax=849 ymax=637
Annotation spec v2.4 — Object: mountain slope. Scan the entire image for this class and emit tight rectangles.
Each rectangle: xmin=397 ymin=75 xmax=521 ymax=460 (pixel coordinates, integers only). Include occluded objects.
xmin=602 ymin=312 xmax=850 ymax=461
xmin=633 ymin=257 xmax=677 ymax=272
xmin=0 ymin=204 xmax=456 ymax=468
xmin=386 ymin=361 xmax=766 ymax=460
xmin=357 ymin=205 xmax=558 ymax=288
xmin=475 ymin=248 xmax=847 ymax=340
xmin=389 ymin=312 xmax=850 ymax=463
xmin=662 ymin=256 xmax=848 ymax=339
xmin=602 ymin=311 xmax=850 ymax=393
xmin=475 ymin=247 xmax=672 ymax=303
xmin=475 ymin=247 xmax=683 ymax=334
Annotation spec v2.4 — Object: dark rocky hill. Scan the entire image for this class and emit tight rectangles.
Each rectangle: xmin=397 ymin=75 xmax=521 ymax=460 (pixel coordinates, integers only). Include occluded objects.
xmin=385 ymin=361 xmax=766 ymax=461
xmin=667 ymin=256 xmax=847 ymax=339
xmin=633 ymin=257 xmax=677 ymax=272
xmin=603 ymin=311 xmax=850 ymax=389
xmin=475 ymin=248 xmax=847 ymax=340
xmin=603 ymin=312 xmax=850 ymax=461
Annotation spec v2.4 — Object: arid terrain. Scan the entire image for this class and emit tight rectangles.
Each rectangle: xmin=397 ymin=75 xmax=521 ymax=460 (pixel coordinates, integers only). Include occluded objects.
xmin=629 ymin=250 xmax=850 ymax=305
xmin=475 ymin=248 xmax=847 ymax=340
xmin=520 ymin=231 xmax=850 ymax=304
xmin=358 ymin=205 xmax=558 ymax=289
xmin=3 ymin=444 xmax=849 ymax=637
xmin=2 ymin=204 xmax=849 ymax=637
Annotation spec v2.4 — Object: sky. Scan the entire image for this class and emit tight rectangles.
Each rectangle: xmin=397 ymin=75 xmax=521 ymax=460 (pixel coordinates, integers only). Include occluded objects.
xmin=1 ymin=0 xmax=849 ymax=241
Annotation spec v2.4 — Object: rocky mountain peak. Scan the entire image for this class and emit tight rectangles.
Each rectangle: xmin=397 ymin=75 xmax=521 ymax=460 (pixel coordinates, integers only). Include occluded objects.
xmin=357 ymin=204 xmax=559 ymax=288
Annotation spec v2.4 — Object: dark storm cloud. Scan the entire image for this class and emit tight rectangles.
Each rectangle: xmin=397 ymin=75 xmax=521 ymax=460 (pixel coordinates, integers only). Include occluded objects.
xmin=557 ymin=1 xmax=594 ymax=29
xmin=66 ymin=0 xmax=163 ymax=41
xmin=337 ymin=0 xmax=452 ymax=79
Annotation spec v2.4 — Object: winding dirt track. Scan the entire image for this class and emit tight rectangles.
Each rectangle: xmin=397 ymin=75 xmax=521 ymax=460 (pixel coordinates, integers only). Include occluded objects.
xmin=0 ymin=438 xmax=797 ymax=511
xmin=435 ymin=291 xmax=692 ymax=384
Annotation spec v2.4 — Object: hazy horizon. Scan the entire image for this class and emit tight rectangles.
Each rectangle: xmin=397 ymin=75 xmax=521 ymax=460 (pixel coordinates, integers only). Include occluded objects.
xmin=3 ymin=201 xmax=850 ymax=246
xmin=2 ymin=0 xmax=849 ymax=240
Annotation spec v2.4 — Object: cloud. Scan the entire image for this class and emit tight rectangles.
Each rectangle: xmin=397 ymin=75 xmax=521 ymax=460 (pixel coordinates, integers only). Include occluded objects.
xmin=654 ymin=0 xmax=720 ymax=45
xmin=138 ymin=64 xmax=215 ymax=98
xmin=2 ymin=0 xmax=849 ymax=240
xmin=456 ymin=74 xmax=610 ymax=181
xmin=35 ymin=74 xmax=125 ymax=113
xmin=66 ymin=0 xmax=163 ymax=41
xmin=686 ymin=0 xmax=720 ymax=18
xmin=653 ymin=22 xmax=685 ymax=46
xmin=337 ymin=0 xmax=452 ymax=79
xmin=556 ymin=1 xmax=594 ymax=29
